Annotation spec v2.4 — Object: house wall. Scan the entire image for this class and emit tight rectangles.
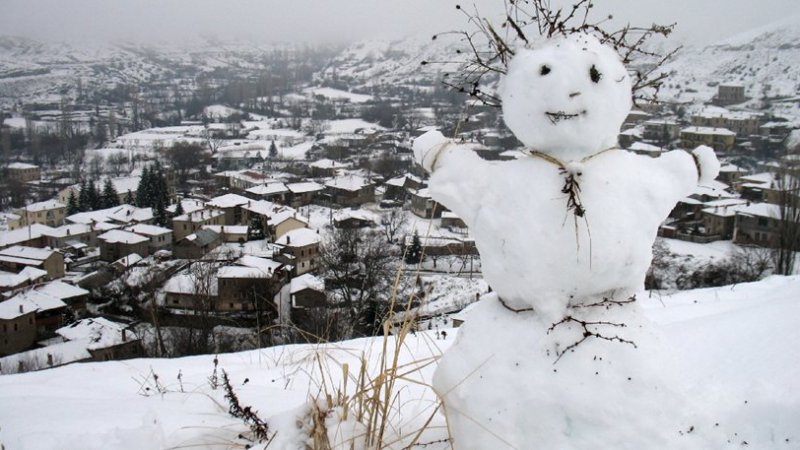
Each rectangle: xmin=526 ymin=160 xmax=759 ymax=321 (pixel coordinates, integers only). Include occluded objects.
xmin=273 ymin=218 xmax=307 ymax=241
xmin=0 ymin=312 xmax=37 ymax=356
xmin=7 ymin=166 xmax=40 ymax=183
xmin=173 ymin=214 xmax=224 ymax=241
xmin=100 ymin=241 xmax=149 ymax=262
xmin=88 ymin=340 xmax=143 ymax=361
xmin=216 ymin=277 xmax=278 ymax=312
xmin=44 ymin=253 xmax=65 ymax=279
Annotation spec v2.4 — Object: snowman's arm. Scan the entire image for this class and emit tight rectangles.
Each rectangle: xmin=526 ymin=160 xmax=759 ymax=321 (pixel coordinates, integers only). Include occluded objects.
xmin=655 ymin=145 xmax=720 ymax=197
xmin=413 ymin=130 xmax=491 ymax=221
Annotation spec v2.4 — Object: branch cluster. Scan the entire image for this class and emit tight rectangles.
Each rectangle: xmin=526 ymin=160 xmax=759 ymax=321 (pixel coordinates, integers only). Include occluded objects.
xmin=547 ymin=314 xmax=637 ymax=364
xmin=222 ymin=369 xmax=271 ymax=442
xmin=431 ymin=0 xmax=679 ymax=107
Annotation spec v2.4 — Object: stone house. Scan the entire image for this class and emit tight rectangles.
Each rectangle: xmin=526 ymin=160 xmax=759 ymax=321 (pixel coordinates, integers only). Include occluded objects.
xmin=680 ymin=127 xmax=736 ymax=153
xmin=216 ymin=263 xmax=288 ymax=313
xmin=0 ymin=297 xmax=37 ymax=356
xmin=6 ymin=162 xmax=40 ymax=183
xmin=0 ymin=246 xmax=65 ymax=280
xmin=410 ymin=189 xmax=445 ymax=219
xmin=173 ymin=229 xmax=221 ymax=260
xmin=287 ymin=182 xmax=324 ymax=207
xmin=172 ymin=209 xmax=225 ymax=241
xmin=206 ymin=193 xmax=252 ymax=226
xmin=324 ymin=176 xmax=375 ymax=207
xmin=275 ymin=228 xmax=321 ymax=276
xmin=126 ymin=224 xmax=173 ymax=254
xmin=97 ymin=230 xmax=150 ymax=262
xmin=733 ymin=203 xmax=798 ymax=250
xmin=10 ymin=200 xmax=67 ymax=229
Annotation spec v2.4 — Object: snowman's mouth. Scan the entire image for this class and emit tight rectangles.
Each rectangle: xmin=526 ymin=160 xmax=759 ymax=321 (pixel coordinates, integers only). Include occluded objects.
xmin=545 ymin=110 xmax=586 ymax=125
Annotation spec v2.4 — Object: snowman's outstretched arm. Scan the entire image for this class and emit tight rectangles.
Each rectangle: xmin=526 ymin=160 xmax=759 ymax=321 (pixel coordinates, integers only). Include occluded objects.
xmin=413 ymin=130 xmax=490 ymax=221
xmin=655 ymin=145 xmax=720 ymax=197
xmin=690 ymin=145 xmax=720 ymax=186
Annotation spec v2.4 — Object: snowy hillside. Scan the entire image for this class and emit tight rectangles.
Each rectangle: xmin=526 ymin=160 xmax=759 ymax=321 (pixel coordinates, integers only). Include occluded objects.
xmin=0 ymin=275 xmax=798 ymax=449
xmin=660 ymin=16 xmax=800 ymax=109
xmin=0 ymin=36 xmax=311 ymax=107
xmin=306 ymin=34 xmax=464 ymax=89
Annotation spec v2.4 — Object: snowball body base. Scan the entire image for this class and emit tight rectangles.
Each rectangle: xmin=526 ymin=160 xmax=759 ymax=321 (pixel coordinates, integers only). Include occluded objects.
xmin=433 ymin=293 xmax=720 ymax=450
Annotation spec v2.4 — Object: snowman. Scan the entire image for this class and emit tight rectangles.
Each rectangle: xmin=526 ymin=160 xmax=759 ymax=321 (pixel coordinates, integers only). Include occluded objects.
xmin=415 ymin=34 xmax=721 ymax=449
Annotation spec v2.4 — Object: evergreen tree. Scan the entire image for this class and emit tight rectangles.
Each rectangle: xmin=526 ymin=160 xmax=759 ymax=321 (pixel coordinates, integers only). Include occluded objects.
xmin=101 ymin=178 xmax=120 ymax=208
xmin=85 ymin=179 xmax=101 ymax=211
xmin=173 ymin=200 xmax=184 ymax=218
xmin=269 ymin=140 xmax=278 ymax=158
xmin=154 ymin=199 xmax=169 ymax=227
xmin=136 ymin=166 xmax=152 ymax=208
xmin=405 ymin=230 xmax=423 ymax=264
xmin=66 ymin=189 xmax=80 ymax=215
xmin=77 ymin=180 xmax=90 ymax=212
xmin=124 ymin=189 xmax=135 ymax=206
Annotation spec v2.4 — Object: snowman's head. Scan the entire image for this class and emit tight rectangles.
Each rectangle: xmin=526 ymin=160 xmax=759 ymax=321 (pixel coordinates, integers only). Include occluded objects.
xmin=500 ymin=34 xmax=632 ymax=161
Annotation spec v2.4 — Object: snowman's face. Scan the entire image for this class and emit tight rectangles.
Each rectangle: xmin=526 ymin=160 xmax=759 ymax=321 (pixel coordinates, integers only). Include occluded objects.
xmin=500 ymin=34 xmax=632 ymax=161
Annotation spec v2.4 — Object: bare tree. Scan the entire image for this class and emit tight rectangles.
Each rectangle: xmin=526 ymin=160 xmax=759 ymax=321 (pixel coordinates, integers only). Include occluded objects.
xmin=318 ymin=228 xmax=399 ymax=336
xmin=380 ymin=208 xmax=408 ymax=244
xmin=773 ymin=166 xmax=800 ymax=275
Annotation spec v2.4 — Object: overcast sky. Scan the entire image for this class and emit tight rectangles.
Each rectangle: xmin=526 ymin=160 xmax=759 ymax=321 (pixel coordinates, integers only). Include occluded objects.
xmin=0 ymin=0 xmax=797 ymax=46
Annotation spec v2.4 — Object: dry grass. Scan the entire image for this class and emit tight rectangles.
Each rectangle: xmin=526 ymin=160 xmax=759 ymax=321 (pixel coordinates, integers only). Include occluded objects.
xmin=301 ymin=243 xmax=452 ymax=450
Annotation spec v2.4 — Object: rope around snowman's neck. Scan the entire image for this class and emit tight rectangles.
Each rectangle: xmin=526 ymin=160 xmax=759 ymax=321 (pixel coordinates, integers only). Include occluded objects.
xmin=523 ymin=146 xmax=618 ymax=267
xmin=524 ymin=146 xmax=618 ymax=169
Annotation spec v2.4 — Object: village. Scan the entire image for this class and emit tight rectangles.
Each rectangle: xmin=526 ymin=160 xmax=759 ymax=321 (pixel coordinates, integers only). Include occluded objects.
xmin=0 ymin=42 xmax=798 ymax=375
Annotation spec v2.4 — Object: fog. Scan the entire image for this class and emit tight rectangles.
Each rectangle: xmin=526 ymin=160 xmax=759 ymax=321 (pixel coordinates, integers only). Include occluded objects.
xmin=0 ymin=0 xmax=797 ymax=46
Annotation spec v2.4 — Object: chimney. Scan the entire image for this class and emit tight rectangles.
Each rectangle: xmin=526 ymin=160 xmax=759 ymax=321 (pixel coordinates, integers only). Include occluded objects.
xmin=286 ymin=235 xmax=291 ymax=245
xmin=121 ymin=329 xmax=127 ymax=342
xmin=47 ymin=353 xmax=53 ymax=366
xmin=19 ymin=304 xmax=23 ymax=314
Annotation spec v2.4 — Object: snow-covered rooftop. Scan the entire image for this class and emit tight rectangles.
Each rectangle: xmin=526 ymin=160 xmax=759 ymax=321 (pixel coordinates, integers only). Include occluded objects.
xmin=35 ymin=281 xmax=89 ymax=300
xmin=0 ymin=246 xmax=57 ymax=262
xmin=97 ymin=230 xmax=149 ymax=245
xmin=681 ymin=126 xmax=737 ymax=136
xmin=324 ymin=175 xmax=372 ymax=192
xmin=287 ymin=182 xmax=324 ymax=194
xmin=206 ymin=193 xmax=252 ymax=209
xmin=290 ymin=273 xmax=325 ymax=294
xmin=126 ymin=224 xmax=172 ymax=237
xmin=15 ymin=200 xmax=65 ymax=212
xmin=246 ymin=183 xmax=289 ymax=196
xmin=57 ymin=317 xmax=137 ymax=351
xmin=276 ymin=228 xmax=320 ymax=247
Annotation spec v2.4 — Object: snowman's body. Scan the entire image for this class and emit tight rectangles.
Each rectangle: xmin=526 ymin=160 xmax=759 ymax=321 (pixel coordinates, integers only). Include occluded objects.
xmin=426 ymin=146 xmax=700 ymax=319
xmin=416 ymin=34 xmax=721 ymax=449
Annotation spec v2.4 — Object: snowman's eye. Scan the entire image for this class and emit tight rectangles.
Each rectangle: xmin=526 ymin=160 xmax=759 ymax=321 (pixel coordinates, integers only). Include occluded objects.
xmin=540 ymin=65 xmax=551 ymax=76
xmin=589 ymin=65 xmax=602 ymax=83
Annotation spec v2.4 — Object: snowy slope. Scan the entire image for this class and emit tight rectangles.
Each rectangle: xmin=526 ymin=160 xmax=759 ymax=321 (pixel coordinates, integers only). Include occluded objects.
xmin=316 ymin=34 xmax=466 ymax=89
xmin=659 ymin=15 xmax=800 ymax=110
xmin=0 ymin=275 xmax=798 ymax=449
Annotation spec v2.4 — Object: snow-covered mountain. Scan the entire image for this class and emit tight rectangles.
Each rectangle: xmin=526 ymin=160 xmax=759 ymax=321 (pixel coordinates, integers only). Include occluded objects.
xmin=315 ymin=34 xmax=466 ymax=88
xmin=659 ymin=16 xmax=800 ymax=109
xmin=0 ymin=36 xmax=322 ymax=107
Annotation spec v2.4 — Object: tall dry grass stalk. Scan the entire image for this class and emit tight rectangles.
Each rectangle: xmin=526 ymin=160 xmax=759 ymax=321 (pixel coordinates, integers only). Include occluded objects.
xmin=303 ymin=239 xmax=452 ymax=450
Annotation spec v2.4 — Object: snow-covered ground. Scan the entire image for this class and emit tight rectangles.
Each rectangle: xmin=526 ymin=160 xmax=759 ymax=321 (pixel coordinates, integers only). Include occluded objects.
xmin=0 ymin=275 xmax=797 ymax=449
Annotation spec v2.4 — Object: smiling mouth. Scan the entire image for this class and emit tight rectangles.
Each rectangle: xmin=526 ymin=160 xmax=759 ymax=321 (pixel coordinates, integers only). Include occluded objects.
xmin=545 ymin=111 xmax=586 ymax=125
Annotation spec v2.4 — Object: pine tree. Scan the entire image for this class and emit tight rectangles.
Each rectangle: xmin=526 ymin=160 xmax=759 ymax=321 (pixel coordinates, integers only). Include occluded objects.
xmin=102 ymin=178 xmax=120 ymax=208
xmin=269 ymin=140 xmax=278 ymax=158
xmin=173 ymin=200 xmax=184 ymax=218
xmin=85 ymin=179 xmax=101 ymax=211
xmin=77 ymin=180 xmax=90 ymax=212
xmin=405 ymin=230 xmax=423 ymax=264
xmin=136 ymin=166 xmax=152 ymax=208
xmin=124 ymin=189 xmax=135 ymax=206
xmin=66 ymin=189 xmax=80 ymax=215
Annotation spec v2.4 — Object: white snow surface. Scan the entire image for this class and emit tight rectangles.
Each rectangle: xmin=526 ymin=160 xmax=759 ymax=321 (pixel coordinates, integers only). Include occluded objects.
xmin=0 ymin=276 xmax=797 ymax=449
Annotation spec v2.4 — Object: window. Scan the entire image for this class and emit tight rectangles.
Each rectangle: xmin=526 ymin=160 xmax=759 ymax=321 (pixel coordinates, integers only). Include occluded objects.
xmin=13 ymin=323 xmax=18 ymax=331
xmin=29 ymin=318 xmax=33 ymax=325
